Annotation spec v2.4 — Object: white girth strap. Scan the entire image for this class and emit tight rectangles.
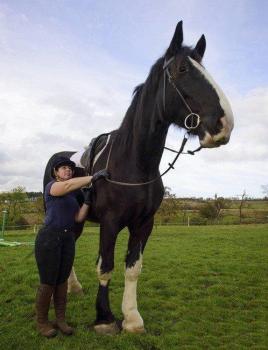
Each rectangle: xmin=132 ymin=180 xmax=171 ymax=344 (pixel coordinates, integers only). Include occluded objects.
xmin=70 ymin=134 xmax=111 ymax=171
xmin=92 ymin=134 xmax=111 ymax=169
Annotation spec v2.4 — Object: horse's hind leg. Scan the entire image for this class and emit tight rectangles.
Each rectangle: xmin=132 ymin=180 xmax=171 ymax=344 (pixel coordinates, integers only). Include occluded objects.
xmin=122 ymin=218 xmax=154 ymax=333
xmin=67 ymin=266 xmax=83 ymax=295
xmin=67 ymin=226 xmax=84 ymax=294
xmin=94 ymin=221 xmax=120 ymax=335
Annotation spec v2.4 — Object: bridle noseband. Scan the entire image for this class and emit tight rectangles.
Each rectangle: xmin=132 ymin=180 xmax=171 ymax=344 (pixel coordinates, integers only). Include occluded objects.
xmin=163 ymin=56 xmax=201 ymax=131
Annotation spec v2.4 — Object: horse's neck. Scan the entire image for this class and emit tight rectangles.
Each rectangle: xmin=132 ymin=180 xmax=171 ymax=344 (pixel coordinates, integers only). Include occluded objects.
xmin=117 ymin=101 xmax=169 ymax=176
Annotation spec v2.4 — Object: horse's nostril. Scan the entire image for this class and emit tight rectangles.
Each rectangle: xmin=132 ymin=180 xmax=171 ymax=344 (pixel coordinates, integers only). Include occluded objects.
xmin=216 ymin=137 xmax=228 ymax=145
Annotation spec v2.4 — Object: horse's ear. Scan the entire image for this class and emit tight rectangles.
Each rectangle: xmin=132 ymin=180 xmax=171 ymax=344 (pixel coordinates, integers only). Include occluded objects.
xmin=166 ymin=21 xmax=183 ymax=57
xmin=194 ymin=34 xmax=206 ymax=59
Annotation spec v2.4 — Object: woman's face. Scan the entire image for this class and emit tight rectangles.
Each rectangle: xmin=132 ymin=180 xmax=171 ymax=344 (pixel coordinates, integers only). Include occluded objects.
xmin=55 ymin=165 xmax=74 ymax=181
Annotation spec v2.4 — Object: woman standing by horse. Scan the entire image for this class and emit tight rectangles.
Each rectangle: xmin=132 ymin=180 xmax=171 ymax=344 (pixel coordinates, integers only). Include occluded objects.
xmin=35 ymin=156 xmax=107 ymax=337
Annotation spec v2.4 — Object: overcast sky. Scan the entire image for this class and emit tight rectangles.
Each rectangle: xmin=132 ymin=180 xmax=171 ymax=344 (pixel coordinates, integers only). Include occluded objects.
xmin=0 ymin=0 xmax=267 ymax=198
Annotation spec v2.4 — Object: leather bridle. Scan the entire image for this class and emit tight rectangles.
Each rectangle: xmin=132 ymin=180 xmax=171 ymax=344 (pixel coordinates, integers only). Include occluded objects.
xmin=163 ymin=56 xmax=201 ymax=130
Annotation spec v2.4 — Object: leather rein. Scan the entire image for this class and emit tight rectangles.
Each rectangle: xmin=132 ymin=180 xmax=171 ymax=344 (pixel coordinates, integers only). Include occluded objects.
xmin=104 ymin=56 xmax=202 ymax=186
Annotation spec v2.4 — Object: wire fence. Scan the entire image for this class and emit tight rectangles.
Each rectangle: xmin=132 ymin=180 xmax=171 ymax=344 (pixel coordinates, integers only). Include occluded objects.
xmin=4 ymin=223 xmax=101 ymax=233
xmin=5 ymin=224 xmax=41 ymax=232
xmin=3 ymin=217 xmax=268 ymax=234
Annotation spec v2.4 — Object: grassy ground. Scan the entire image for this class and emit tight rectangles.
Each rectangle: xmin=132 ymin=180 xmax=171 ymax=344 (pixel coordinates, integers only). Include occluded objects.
xmin=0 ymin=225 xmax=267 ymax=349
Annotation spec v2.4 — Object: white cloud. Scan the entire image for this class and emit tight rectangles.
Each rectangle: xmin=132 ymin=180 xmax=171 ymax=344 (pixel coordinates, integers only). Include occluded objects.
xmin=0 ymin=43 xmax=139 ymax=191
xmin=1 ymin=53 xmax=267 ymax=196
xmin=0 ymin=2 xmax=267 ymax=198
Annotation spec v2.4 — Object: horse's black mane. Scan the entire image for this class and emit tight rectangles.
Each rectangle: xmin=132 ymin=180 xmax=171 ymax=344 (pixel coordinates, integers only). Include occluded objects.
xmin=132 ymin=83 xmax=144 ymax=98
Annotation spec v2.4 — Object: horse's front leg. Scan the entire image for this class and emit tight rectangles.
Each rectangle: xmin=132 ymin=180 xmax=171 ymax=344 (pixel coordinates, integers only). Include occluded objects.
xmin=94 ymin=221 xmax=120 ymax=335
xmin=122 ymin=218 xmax=154 ymax=333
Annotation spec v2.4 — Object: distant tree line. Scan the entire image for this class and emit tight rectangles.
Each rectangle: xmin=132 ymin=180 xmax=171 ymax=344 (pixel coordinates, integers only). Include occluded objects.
xmin=0 ymin=186 xmax=43 ymax=227
xmin=0 ymin=185 xmax=268 ymax=228
xmin=155 ymin=186 xmax=268 ymax=225
xmin=261 ymin=184 xmax=268 ymax=200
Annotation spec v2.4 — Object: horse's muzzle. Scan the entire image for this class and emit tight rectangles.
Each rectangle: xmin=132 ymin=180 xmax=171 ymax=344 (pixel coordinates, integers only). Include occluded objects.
xmin=199 ymin=116 xmax=233 ymax=148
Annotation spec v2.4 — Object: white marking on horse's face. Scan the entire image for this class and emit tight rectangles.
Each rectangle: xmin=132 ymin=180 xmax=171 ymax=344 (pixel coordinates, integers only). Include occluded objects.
xmin=188 ymin=57 xmax=234 ymax=147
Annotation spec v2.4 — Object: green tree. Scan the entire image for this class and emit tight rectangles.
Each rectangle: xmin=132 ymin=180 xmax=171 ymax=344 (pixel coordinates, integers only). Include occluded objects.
xmin=200 ymin=194 xmax=230 ymax=222
xmin=35 ymin=197 xmax=45 ymax=214
xmin=261 ymin=185 xmax=268 ymax=199
xmin=238 ymin=190 xmax=247 ymax=224
xmin=1 ymin=186 xmax=28 ymax=225
xmin=156 ymin=187 xmax=180 ymax=223
xmin=199 ymin=202 xmax=218 ymax=220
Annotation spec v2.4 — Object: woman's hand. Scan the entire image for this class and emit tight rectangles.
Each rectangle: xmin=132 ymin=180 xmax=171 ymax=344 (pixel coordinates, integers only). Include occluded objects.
xmin=92 ymin=169 xmax=109 ymax=184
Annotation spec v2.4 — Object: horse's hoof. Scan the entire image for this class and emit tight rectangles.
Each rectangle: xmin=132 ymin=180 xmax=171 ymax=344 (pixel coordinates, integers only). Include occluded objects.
xmin=94 ymin=322 xmax=121 ymax=335
xmin=123 ymin=326 xmax=146 ymax=334
xmin=122 ymin=318 xmax=146 ymax=333
xmin=68 ymin=287 xmax=84 ymax=296
xmin=75 ymin=289 xmax=84 ymax=296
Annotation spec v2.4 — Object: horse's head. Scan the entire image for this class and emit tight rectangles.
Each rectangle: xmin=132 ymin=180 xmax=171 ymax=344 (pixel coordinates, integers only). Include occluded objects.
xmin=163 ymin=21 xmax=234 ymax=148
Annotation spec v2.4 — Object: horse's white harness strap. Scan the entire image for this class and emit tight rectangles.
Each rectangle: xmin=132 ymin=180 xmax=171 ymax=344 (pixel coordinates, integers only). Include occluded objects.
xmin=70 ymin=149 xmax=85 ymax=168
xmin=92 ymin=134 xmax=111 ymax=169
xmin=70 ymin=134 xmax=111 ymax=172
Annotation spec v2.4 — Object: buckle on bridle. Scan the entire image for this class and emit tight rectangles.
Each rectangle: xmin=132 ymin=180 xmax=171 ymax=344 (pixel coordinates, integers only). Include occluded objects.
xmin=184 ymin=113 xmax=200 ymax=130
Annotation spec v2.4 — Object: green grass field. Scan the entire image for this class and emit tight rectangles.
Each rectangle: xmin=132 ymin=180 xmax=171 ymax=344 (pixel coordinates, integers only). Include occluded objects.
xmin=0 ymin=225 xmax=267 ymax=349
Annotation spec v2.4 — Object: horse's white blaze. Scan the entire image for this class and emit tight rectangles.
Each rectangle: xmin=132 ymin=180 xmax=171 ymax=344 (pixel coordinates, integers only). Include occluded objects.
xmin=97 ymin=256 xmax=113 ymax=286
xmin=122 ymin=254 xmax=144 ymax=332
xmin=67 ymin=267 xmax=83 ymax=293
xmin=188 ymin=57 xmax=234 ymax=146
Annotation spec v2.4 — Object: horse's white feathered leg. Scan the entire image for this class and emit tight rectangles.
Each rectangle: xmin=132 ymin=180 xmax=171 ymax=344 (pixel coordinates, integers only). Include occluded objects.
xmin=122 ymin=254 xmax=145 ymax=333
xmin=67 ymin=266 xmax=83 ymax=294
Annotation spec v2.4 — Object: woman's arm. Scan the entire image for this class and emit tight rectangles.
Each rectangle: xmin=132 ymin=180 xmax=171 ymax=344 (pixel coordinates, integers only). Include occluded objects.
xmin=75 ymin=204 xmax=90 ymax=223
xmin=50 ymin=169 xmax=109 ymax=197
xmin=50 ymin=176 xmax=92 ymax=196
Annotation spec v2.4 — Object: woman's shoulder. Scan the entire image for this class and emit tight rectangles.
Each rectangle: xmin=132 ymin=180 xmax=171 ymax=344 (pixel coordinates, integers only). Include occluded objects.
xmin=44 ymin=180 xmax=56 ymax=197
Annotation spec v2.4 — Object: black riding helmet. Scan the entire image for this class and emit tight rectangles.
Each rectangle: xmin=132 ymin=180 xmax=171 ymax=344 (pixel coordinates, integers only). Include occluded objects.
xmin=51 ymin=156 xmax=76 ymax=178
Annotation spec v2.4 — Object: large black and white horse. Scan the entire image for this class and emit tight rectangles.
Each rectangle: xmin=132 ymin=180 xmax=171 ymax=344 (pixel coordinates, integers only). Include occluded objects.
xmin=44 ymin=22 xmax=234 ymax=334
